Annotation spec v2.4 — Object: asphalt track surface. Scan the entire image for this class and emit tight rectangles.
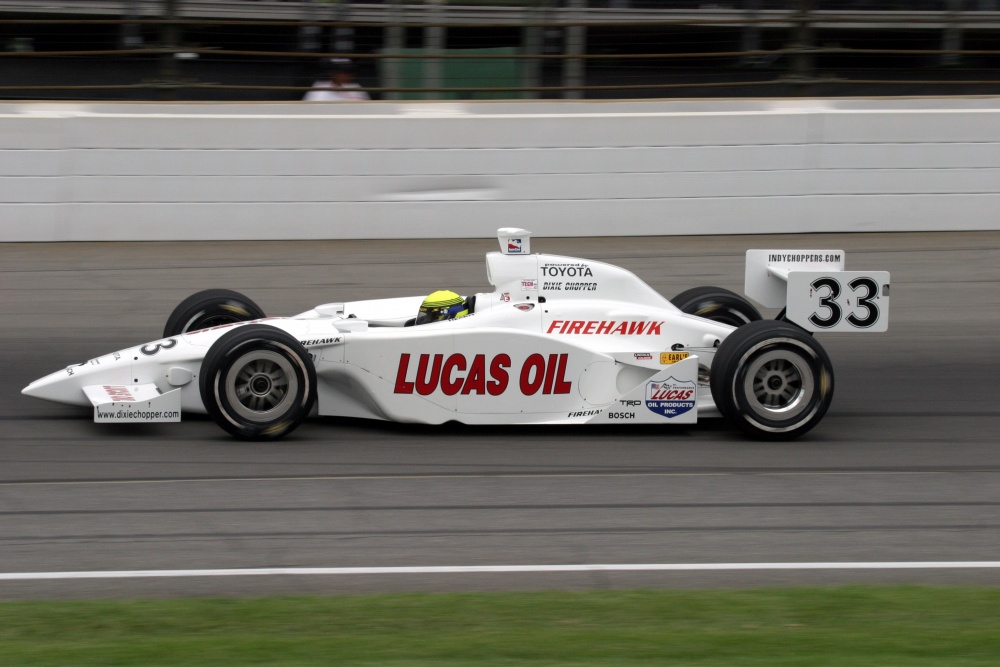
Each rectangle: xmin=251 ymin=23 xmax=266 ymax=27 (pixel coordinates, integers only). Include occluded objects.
xmin=1 ymin=232 xmax=998 ymax=599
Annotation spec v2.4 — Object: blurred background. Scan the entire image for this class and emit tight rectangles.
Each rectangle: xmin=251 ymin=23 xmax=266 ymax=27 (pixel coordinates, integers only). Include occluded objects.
xmin=1 ymin=0 xmax=998 ymax=102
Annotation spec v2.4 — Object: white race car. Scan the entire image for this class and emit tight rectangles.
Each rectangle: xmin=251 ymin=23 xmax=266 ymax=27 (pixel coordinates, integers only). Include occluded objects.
xmin=23 ymin=229 xmax=889 ymax=441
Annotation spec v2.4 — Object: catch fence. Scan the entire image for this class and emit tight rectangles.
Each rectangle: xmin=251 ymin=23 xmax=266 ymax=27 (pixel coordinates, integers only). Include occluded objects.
xmin=1 ymin=1 xmax=999 ymax=100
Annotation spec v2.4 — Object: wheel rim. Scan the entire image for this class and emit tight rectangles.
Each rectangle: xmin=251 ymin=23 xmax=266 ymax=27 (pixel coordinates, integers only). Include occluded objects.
xmin=741 ymin=347 xmax=816 ymax=423
xmin=223 ymin=350 xmax=298 ymax=422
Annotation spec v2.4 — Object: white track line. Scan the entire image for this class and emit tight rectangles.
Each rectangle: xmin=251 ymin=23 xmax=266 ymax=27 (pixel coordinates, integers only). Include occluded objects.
xmin=2 ymin=562 xmax=1000 ymax=581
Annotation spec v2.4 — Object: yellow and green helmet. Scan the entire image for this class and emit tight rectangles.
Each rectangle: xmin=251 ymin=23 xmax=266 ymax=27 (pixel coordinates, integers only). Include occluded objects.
xmin=416 ymin=290 xmax=469 ymax=325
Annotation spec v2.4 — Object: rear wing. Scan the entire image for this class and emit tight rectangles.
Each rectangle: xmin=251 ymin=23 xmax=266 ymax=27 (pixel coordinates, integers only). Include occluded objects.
xmin=745 ymin=250 xmax=890 ymax=333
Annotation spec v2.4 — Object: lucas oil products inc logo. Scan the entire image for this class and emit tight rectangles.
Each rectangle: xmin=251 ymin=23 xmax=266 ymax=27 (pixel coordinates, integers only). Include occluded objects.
xmin=645 ymin=377 xmax=696 ymax=418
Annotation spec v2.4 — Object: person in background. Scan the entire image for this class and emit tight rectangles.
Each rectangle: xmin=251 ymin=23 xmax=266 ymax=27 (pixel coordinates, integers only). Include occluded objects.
xmin=303 ymin=58 xmax=371 ymax=101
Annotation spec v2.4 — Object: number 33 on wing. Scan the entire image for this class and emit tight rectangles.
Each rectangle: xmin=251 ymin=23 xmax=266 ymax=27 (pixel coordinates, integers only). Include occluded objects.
xmin=788 ymin=271 xmax=890 ymax=333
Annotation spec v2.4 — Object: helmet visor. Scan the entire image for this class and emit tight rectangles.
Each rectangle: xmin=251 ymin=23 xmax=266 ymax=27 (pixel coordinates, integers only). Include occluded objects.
xmin=416 ymin=306 xmax=448 ymax=326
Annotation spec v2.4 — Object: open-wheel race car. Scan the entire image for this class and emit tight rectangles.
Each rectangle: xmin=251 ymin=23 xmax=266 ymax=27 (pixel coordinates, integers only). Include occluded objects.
xmin=23 ymin=228 xmax=889 ymax=441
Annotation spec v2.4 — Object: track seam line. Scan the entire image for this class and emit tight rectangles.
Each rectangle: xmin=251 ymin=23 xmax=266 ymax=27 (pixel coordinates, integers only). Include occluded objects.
xmin=3 ymin=562 xmax=1000 ymax=581
xmin=6 ymin=469 xmax=999 ymax=487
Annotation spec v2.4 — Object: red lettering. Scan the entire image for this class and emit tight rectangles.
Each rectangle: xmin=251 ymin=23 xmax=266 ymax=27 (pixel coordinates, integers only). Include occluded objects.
xmin=488 ymin=354 xmax=510 ymax=395
xmin=553 ymin=353 xmax=571 ymax=394
xmin=520 ymin=354 xmax=545 ymax=395
xmin=461 ymin=354 xmax=485 ymax=395
xmin=544 ymin=320 xmax=666 ymax=336
xmin=106 ymin=386 xmax=135 ymax=402
xmin=397 ymin=352 xmax=571 ymax=398
xmin=627 ymin=321 xmax=648 ymax=335
xmin=415 ymin=354 xmax=443 ymax=396
xmin=441 ymin=354 xmax=466 ymax=396
xmin=543 ymin=354 xmax=557 ymax=393
xmin=652 ymin=388 xmax=693 ymax=401
xmin=394 ymin=354 xmax=414 ymax=394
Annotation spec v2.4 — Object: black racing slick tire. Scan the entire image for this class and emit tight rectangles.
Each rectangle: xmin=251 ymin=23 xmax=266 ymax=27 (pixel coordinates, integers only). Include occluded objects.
xmin=671 ymin=286 xmax=762 ymax=327
xmin=199 ymin=325 xmax=316 ymax=441
xmin=710 ymin=320 xmax=834 ymax=441
xmin=163 ymin=289 xmax=266 ymax=338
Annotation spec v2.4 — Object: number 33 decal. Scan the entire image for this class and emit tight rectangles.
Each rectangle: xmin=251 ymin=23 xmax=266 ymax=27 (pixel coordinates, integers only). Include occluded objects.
xmin=808 ymin=277 xmax=880 ymax=329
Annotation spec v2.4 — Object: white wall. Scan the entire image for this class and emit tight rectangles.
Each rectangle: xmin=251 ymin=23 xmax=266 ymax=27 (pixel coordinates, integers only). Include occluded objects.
xmin=1 ymin=98 xmax=999 ymax=242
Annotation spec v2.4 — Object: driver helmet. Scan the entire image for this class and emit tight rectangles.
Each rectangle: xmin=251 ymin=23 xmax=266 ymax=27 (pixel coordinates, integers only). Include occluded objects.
xmin=416 ymin=290 xmax=468 ymax=325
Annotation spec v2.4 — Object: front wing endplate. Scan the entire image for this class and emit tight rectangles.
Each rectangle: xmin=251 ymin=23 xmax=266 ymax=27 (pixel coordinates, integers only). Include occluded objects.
xmin=84 ymin=384 xmax=181 ymax=423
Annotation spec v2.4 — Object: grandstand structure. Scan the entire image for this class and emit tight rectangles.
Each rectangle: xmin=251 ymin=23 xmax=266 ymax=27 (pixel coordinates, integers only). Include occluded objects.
xmin=1 ymin=1 xmax=998 ymax=100
xmin=2 ymin=1 xmax=998 ymax=24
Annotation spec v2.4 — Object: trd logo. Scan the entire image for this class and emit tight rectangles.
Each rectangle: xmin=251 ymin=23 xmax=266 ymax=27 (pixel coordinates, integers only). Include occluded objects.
xmin=620 ymin=400 xmax=641 ymax=407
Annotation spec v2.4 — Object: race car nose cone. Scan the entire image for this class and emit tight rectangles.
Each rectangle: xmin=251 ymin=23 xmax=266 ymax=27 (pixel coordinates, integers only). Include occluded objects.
xmin=22 ymin=360 xmax=129 ymax=407
xmin=23 ymin=348 xmax=137 ymax=407
xmin=22 ymin=367 xmax=95 ymax=406
xmin=22 ymin=371 xmax=80 ymax=405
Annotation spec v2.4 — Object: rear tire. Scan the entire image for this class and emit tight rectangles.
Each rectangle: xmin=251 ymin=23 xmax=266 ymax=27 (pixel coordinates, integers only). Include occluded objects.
xmin=164 ymin=289 xmax=265 ymax=338
xmin=671 ymin=286 xmax=762 ymax=327
xmin=199 ymin=325 xmax=316 ymax=441
xmin=710 ymin=320 xmax=834 ymax=441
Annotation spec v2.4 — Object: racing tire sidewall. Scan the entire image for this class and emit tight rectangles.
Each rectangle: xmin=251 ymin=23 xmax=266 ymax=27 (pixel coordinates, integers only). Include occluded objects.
xmin=711 ymin=320 xmax=834 ymax=441
xmin=163 ymin=289 xmax=266 ymax=338
xmin=670 ymin=286 xmax=762 ymax=327
xmin=199 ymin=325 xmax=316 ymax=441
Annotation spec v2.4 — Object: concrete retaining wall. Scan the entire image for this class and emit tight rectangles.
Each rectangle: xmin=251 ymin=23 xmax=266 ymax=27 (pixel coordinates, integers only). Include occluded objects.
xmin=2 ymin=98 xmax=998 ymax=241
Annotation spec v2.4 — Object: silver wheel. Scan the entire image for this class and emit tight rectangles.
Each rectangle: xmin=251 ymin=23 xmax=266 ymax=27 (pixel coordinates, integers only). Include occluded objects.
xmin=224 ymin=350 xmax=299 ymax=422
xmin=742 ymin=348 xmax=815 ymax=422
xmin=200 ymin=325 xmax=316 ymax=441
xmin=710 ymin=320 xmax=834 ymax=441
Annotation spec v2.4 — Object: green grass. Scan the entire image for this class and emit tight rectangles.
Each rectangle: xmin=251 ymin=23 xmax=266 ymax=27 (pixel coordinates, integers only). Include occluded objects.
xmin=2 ymin=587 xmax=999 ymax=666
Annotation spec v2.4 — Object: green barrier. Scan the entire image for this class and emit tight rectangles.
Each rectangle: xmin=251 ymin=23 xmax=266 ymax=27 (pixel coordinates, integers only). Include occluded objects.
xmin=379 ymin=47 xmax=524 ymax=100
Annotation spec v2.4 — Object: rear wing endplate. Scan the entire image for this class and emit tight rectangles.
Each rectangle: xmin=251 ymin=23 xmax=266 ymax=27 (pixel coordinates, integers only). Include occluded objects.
xmin=745 ymin=250 xmax=890 ymax=333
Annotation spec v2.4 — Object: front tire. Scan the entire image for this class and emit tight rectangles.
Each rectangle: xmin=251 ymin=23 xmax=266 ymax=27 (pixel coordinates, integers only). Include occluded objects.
xmin=710 ymin=320 xmax=834 ymax=441
xmin=199 ymin=325 xmax=316 ymax=441
xmin=163 ymin=289 xmax=266 ymax=338
xmin=671 ymin=286 xmax=762 ymax=327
